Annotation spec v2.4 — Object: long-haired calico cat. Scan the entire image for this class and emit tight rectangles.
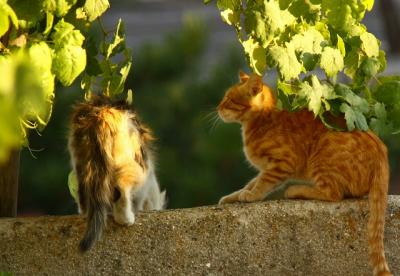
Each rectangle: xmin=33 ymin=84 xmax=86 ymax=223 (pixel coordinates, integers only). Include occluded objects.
xmin=217 ymin=71 xmax=391 ymax=276
xmin=68 ymin=95 xmax=166 ymax=252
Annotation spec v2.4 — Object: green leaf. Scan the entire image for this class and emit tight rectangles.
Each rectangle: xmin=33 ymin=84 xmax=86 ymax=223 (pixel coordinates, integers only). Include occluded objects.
xmin=299 ymin=75 xmax=336 ymax=115
xmin=108 ymin=49 xmax=132 ymax=97
xmin=337 ymin=34 xmax=346 ymax=56
xmin=52 ymin=45 xmax=86 ymax=86
xmin=52 ymin=20 xmax=85 ymax=48
xmin=279 ymin=0 xmax=292 ymax=9
xmin=269 ymin=44 xmax=302 ymax=81
xmin=105 ymin=19 xmax=126 ymax=59
xmin=320 ymin=46 xmax=344 ymax=77
xmin=340 ymin=103 xmax=368 ymax=131
xmin=322 ymin=0 xmax=357 ymax=32
xmin=83 ymin=0 xmax=109 ymax=22
xmin=360 ymin=32 xmax=379 ymax=57
xmin=377 ymin=50 xmax=386 ymax=73
xmin=68 ymin=170 xmax=79 ymax=202
xmin=8 ymin=0 xmax=43 ymax=29
xmin=0 ymin=13 xmax=10 ymax=38
xmin=277 ymin=80 xmax=298 ymax=95
xmin=0 ymin=55 xmax=15 ymax=96
xmin=369 ymin=103 xmax=391 ymax=136
xmin=0 ymin=98 xmax=22 ymax=163
xmin=217 ymin=0 xmax=241 ymax=10
xmin=388 ymin=104 xmax=400 ymax=134
xmin=336 ymin=83 xmax=369 ymax=113
xmin=344 ymin=48 xmax=361 ymax=78
xmin=26 ymin=42 xmax=55 ymax=128
xmin=360 ymin=57 xmax=380 ymax=78
xmin=220 ymin=8 xmax=240 ymax=25
xmin=0 ymin=3 xmax=18 ymax=37
xmin=55 ymin=0 xmax=77 ymax=17
xmin=264 ymin=0 xmax=296 ymax=38
xmin=242 ymin=38 xmax=266 ymax=75
xmin=289 ymin=27 xmax=325 ymax=54
xmin=288 ymin=0 xmax=321 ymax=22
xmin=377 ymin=75 xmax=400 ymax=83
xmin=373 ymin=81 xmax=400 ymax=105
xmin=43 ymin=12 xmax=54 ymax=35
xmin=361 ymin=0 xmax=374 ymax=11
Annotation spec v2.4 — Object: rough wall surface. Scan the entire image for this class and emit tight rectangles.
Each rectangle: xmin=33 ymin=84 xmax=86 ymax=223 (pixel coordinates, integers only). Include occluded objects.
xmin=1 ymin=197 xmax=400 ymax=275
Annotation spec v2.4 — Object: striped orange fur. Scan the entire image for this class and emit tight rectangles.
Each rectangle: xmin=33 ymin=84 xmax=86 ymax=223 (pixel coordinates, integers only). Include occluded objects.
xmin=217 ymin=71 xmax=391 ymax=276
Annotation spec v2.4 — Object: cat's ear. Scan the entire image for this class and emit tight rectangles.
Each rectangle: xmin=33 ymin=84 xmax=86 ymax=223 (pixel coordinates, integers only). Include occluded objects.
xmin=249 ymin=74 xmax=263 ymax=96
xmin=239 ymin=70 xmax=250 ymax=83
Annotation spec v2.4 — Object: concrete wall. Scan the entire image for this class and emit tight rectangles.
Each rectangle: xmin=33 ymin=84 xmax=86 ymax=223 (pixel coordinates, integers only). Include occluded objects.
xmin=1 ymin=197 xmax=400 ymax=275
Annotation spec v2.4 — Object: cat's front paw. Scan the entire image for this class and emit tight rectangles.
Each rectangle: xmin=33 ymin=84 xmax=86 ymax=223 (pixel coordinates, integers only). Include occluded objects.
xmin=238 ymin=190 xmax=262 ymax=202
xmin=218 ymin=195 xmax=237 ymax=205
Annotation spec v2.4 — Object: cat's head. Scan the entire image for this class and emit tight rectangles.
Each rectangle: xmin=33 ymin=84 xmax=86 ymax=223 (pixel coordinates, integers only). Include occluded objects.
xmin=217 ymin=71 xmax=275 ymax=123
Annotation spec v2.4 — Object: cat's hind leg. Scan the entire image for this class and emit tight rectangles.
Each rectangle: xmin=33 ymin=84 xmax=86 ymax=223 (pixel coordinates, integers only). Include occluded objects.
xmin=113 ymin=186 xmax=135 ymax=225
xmin=285 ymin=175 xmax=344 ymax=202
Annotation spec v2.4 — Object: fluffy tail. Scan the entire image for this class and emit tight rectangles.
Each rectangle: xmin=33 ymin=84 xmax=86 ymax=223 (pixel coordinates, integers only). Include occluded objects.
xmin=70 ymin=107 xmax=115 ymax=252
xmin=367 ymin=153 xmax=391 ymax=276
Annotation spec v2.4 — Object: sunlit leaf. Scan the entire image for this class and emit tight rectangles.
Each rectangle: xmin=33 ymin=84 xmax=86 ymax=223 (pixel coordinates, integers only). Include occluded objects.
xmin=83 ymin=0 xmax=109 ymax=21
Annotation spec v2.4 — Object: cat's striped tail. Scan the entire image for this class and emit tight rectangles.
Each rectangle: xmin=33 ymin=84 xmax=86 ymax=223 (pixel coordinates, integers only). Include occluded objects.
xmin=76 ymin=117 xmax=114 ymax=252
xmin=367 ymin=144 xmax=391 ymax=276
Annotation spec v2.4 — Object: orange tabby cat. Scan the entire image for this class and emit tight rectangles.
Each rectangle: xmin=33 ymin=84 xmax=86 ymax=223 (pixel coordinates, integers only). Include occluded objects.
xmin=217 ymin=71 xmax=391 ymax=276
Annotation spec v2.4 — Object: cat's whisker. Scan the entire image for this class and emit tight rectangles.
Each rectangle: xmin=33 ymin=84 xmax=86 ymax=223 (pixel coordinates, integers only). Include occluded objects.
xmin=200 ymin=109 xmax=218 ymax=122
xmin=209 ymin=113 xmax=221 ymax=133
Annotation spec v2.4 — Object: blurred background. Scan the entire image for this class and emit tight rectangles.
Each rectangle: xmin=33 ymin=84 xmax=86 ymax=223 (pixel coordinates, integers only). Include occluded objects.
xmin=18 ymin=0 xmax=400 ymax=215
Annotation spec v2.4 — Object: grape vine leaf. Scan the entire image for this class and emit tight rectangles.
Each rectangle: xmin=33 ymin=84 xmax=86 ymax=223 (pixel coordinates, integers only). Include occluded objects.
xmin=52 ymin=45 xmax=86 ymax=86
xmin=8 ymin=0 xmax=43 ymax=29
xmin=340 ymin=103 xmax=368 ymax=131
xmin=299 ymin=75 xmax=335 ymax=115
xmin=369 ymin=102 xmax=391 ymax=136
xmin=269 ymin=44 xmax=302 ymax=81
xmin=289 ymin=27 xmax=325 ymax=55
xmin=220 ymin=8 xmax=240 ymax=25
xmin=0 ymin=2 xmax=18 ymax=37
xmin=68 ymin=170 xmax=79 ymax=202
xmin=52 ymin=20 xmax=85 ymax=48
xmin=264 ymin=0 xmax=296 ymax=41
xmin=83 ymin=0 xmax=109 ymax=22
xmin=216 ymin=0 xmax=241 ymax=10
xmin=373 ymin=80 xmax=400 ymax=104
xmin=0 ymin=98 xmax=21 ymax=162
xmin=360 ymin=32 xmax=379 ymax=57
xmin=320 ymin=47 xmax=344 ymax=77
xmin=51 ymin=20 xmax=86 ymax=86
xmin=242 ymin=38 xmax=266 ymax=76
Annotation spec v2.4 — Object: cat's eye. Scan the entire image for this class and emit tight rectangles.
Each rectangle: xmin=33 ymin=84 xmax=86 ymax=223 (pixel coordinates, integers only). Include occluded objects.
xmin=113 ymin=188 xmax=121 ymax=202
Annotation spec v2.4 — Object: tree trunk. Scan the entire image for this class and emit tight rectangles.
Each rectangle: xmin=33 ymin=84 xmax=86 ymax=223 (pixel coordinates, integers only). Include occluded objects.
xmin=0 ymin=149 xmax=20 ymax=217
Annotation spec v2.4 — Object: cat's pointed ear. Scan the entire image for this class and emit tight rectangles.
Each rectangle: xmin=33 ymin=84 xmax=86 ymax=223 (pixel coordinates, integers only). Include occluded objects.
xmin=239 ymin=70 xmax=250 ymax=83
xmin=249 ymin=74 xmax=263 ymax=96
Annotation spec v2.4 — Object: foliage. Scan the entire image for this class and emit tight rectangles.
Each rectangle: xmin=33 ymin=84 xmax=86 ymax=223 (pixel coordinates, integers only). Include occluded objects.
xmin=206 ymin=0 xmax=400 ymax=135
xmin=0 ymin=0 xmax=132 ymax=163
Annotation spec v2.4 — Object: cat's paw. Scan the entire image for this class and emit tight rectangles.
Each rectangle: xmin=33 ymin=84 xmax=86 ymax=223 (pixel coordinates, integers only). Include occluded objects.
xmin=238 ymin=190 xmax=262 ymax=202
xmin=218 ymin=195 xmax=236 ymax=205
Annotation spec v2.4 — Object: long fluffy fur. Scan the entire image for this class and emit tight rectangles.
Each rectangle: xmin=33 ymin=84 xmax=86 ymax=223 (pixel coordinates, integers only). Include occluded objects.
xmin=68 ymin=95 xmax=165 ymax=252
xmin=217 ymin=72 xmax=391 ymax=275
